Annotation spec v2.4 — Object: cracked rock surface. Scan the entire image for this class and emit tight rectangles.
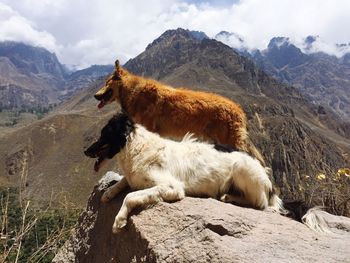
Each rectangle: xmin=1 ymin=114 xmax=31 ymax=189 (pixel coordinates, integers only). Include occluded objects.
xmin=54 ymin=173 xmax=350 ymax=263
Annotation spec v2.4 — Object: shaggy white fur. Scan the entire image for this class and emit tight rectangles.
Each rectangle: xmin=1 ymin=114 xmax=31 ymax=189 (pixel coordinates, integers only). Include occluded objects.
xmin=85 ymin=114 xmax=332 ymax=234
xmin=100 ymin=124 xmax=285 ymax=233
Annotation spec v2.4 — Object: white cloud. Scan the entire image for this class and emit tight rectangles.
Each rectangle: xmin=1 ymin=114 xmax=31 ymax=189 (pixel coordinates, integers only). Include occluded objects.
xmin=223 ymin=0 xmax=350 ymax=56
xmin=0 ymin=0 xmax=349 ymax=68
xmin=215 ymin=32 xmax=246 ymax=50
xmin=0 ymin=2 xmax=59 ymax=52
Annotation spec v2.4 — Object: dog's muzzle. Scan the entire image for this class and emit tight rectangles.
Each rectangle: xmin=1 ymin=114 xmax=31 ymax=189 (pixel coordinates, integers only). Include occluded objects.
xmin=94 ymin=88 xmax=113 ymax=109
xmin=84 ymin=142 xmax=110 ymax=172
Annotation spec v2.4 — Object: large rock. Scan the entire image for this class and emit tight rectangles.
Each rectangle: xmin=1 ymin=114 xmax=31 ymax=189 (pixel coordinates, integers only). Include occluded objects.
xmin=54 ymin=173 xmax=350 ymax=263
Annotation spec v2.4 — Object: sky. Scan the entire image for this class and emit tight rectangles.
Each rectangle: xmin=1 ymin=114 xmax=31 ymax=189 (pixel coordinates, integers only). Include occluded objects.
xmin=0 ymin=0 xmax=349 ymax=69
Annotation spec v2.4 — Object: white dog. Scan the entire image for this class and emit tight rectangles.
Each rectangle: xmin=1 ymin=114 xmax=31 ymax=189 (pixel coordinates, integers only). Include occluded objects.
xmin=84 ymin=113 xmax=328 ymax=233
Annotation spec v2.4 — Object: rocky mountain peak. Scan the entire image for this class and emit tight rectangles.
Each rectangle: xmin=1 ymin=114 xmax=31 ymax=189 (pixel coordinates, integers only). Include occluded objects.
xmin=215 ymin=31 xmax=244 ymax=42
xmin=265 ymin=37 xmax=308 ymax=68
xmin=188 ymin=30 xmax=209 ymax=41
xmin=302 ymin=35 xmax=321 ymax=53
xmin=127 ymin=28 xmax=241 ymax=81
xmin=267 ymin=37 xmax=291 ymax=49
xmin=0 ymin=41 xmax=66 ymax=79
xmin=0 ymin=41 xmax=114 ymax=110
xmin=214 ymin=31 xmax=246 ymax=52
xmin=247 ymin=35 xmax=350 ymax=123
xmin=304 ymin=35 xmax=318 ymax=44
xmin=145 ymin=28 xmax=208 ymax=51
xmin=341 ymin=52 xmax=350 ymax=65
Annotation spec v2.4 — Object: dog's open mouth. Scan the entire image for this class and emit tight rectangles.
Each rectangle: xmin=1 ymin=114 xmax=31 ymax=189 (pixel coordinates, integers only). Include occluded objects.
xmin=94 ymin=157 xmax=106 ymax=172
xmin=84 ymin=143 xmax=110 ymax=172
xmin=95 ymin=89 xmax=113 ymax=109
xmin=97 ymin=100 xmax=106 ymax=109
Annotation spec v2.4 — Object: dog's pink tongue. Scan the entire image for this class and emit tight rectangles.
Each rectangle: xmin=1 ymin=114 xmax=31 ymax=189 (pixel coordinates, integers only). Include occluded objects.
xmin=97 ymin=101 xmax=105 ymax=109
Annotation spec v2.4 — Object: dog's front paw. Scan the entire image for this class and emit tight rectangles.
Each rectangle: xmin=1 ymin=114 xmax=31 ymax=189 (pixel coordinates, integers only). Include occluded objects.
xmin=112 ymin=216 xmax=127 ymax=234
xmin=101 ymin=189 xmax=113 ymax=203
xmin=220 ymin=194 xmax=231 ymax=203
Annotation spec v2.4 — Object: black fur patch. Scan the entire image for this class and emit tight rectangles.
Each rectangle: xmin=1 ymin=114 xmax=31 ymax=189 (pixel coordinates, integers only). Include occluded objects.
xmin=227 ymin=182 xmax=244 ymax=197
xmin=84 ymin=112 xmax=134 ymax=159
xmin=283 ymin=200 xmax=311 ymax=222
xmin=214 ymin=143 xmax=238 ymax=153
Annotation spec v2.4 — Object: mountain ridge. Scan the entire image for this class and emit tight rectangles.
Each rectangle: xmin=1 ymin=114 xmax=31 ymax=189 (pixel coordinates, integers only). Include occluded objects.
xmin=215 ymin=32 xmax=350 ymax=123
xmin=0 ymin=41 xmax=113 ymax=110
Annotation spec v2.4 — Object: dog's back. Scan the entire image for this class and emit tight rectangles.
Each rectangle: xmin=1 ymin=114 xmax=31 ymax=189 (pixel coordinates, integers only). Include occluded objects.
xmin=122 ymin=126 xmax=271 ymax=208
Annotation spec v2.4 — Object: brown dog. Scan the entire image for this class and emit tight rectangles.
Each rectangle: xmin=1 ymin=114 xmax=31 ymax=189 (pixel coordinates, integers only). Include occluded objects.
xmin=94 ymin=60 xmax=265 ymax=165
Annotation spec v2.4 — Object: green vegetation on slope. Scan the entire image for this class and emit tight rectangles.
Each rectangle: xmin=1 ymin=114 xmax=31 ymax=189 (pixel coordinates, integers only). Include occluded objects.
xmin=303 ymin=168 xmax=350 ymax=216
xmin=0 ymin=187 xmax=80 ymax=263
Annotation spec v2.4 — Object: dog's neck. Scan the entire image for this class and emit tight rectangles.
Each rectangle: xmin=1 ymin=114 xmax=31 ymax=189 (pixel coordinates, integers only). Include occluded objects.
xmin=116 ymin=125 xmax=166 ymax=172
xmin=117 ymin=70 xmax=142 ymax=110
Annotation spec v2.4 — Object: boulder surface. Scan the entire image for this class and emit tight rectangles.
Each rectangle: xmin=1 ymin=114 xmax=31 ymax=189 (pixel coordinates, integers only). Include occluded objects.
xmin=53 ymin=173 xmax=350 ymax=263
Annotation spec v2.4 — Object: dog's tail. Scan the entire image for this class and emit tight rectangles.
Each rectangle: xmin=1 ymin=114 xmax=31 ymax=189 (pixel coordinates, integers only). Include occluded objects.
xmin=283 ymin=201 xmax=331 ymax=233
xmin=268 ymin=189 xmax=288 ymax=214
xmin=268 ymin=194 xmax=330 ymax=233
xmin=301 ymin=207 xmax=330 ymax=233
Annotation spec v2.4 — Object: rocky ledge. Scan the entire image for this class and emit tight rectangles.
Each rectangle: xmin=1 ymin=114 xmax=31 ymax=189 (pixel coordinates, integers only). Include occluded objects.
xmin=53 ymin=172 xmax=350 ymax=263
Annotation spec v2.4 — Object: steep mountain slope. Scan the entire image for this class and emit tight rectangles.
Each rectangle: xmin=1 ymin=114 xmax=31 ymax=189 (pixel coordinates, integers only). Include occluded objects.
xmin=251 ymin=37 xmax=350 ymax=124
xmin=0 ymin=110 xmax=117 ymax=206
xmin=0 ymin=41 xmax=113 ymax=110
xmin=0 ymin=29 xmax=348 ymax=214
xmin=0 ymin=41 xmax=66 ymax=78
xmin=59 ymin=65 xmax=114 ymax=101
xmin=0 ymin=42 xmax=66 ymax=109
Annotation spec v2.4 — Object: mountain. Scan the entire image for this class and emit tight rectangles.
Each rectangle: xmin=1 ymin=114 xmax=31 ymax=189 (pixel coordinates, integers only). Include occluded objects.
xmin=258 ymin=37 xmax=309 ymax=68
xmin=215 ymin=31 xmax=246 ymax=52
xmin=0 ymin=41 xmax=67 ymax=80
xmin=0 ymin=41 xmax=113 ymax=111
xmin=0 ymin=29 xmax=349 ymax=215
xmin=0 ymin=41 xmax=114 ymax=136
xmin=0 ymin=41 xmax=66 ymax=109
xmin=60 ymin=65 xmax=114 ymax=101
xmin=215 ymin=34 xmax=350 ymax=124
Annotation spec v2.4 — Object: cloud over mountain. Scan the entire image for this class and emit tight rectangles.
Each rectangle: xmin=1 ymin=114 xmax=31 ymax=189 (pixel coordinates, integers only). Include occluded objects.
xmin=0 ymin=0 xmax=349 ymax=68
xmin=0 ymin=2 xmax=59 ymax=52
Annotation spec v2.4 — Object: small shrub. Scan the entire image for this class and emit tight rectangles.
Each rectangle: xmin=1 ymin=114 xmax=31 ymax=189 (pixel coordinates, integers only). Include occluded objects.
xmin=303 ymin=167 xmax=350 ymax=216
xmin=0 ymin=187 xmax=80 ymax=263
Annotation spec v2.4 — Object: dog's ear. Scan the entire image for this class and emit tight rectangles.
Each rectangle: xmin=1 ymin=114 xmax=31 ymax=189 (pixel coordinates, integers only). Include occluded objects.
xmin=125 ymin=117 xmax=134 ymax=135
xmin=113 ymin=59 xmax=122 ymax=80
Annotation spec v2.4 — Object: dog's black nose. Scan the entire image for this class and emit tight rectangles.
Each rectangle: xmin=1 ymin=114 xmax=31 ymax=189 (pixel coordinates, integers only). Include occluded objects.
xmin=84 ymin=147 xmax=95 ymax=157
xmin=94 ymin=89 xmax=113 ymax=102
xmin=84 ymin=149 xmax=90 ymax=156
xmin=94 ymin=93 xmax=103 ymax=101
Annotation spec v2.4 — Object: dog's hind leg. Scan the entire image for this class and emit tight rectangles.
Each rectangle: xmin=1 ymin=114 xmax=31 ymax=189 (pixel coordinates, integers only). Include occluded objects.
xmin=220 ymin=194 xmax=252 ymax=207
xmin=113 ymin=184 xmax=185 ymax=233
xmin=101 ymin=177 xmax=129 ymax=203
xmin=220 ymin=188 xmax=269 ymax=210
